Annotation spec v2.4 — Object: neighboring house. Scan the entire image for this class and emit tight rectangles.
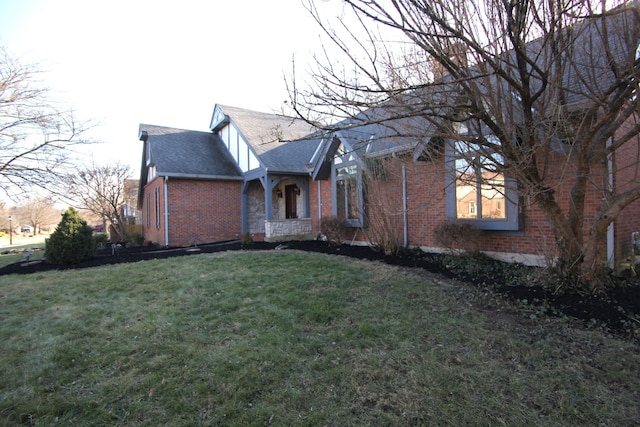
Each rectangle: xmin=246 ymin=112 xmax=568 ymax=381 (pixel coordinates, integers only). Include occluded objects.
xmin=138 ymin=8 xmax=640 ymax=269
xmin=120 ymin=179 xmax=141 ymax=225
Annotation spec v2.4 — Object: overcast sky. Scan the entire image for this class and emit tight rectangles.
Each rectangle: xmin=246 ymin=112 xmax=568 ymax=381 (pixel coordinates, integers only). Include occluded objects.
xmin=0 ymin=0 xmax=336 ymax=176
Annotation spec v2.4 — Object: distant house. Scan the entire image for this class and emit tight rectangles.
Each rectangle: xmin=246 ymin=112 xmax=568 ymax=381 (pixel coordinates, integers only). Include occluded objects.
xmin=121 ymin=179 xmax=141 ymax=225
xmin=138 ymin=7 xmax=640 ymax=269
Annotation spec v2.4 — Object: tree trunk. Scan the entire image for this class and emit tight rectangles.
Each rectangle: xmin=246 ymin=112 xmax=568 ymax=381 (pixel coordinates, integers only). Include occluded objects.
xmin=534 ymin=188 xmax=585 ymax=278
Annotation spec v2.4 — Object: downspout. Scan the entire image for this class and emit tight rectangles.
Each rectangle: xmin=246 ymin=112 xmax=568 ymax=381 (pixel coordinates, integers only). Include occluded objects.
xmin=402 ymin=162 xmax=408 ymax=247
xmin=317 ymin=180 xmax=322 ymax=235
xmin=164 ymin=177 xmax=170 ymax=248
xmin=606 ymin=137 xmax=614 ymax=270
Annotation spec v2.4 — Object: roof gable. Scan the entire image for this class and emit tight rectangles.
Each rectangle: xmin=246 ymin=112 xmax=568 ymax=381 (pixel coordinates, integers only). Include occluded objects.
xmin=211 ymin=104 xmax=319 ymax=172
xmin=139 ymin=124 xmax=241 ymax=179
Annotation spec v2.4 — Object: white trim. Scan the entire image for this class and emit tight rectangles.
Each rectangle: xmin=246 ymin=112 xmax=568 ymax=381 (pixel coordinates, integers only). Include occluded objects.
xmin=606 ymin=136 xmax=615 ymax=269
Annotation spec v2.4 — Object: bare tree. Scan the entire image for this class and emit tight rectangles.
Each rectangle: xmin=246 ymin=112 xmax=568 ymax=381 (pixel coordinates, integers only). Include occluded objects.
xmin=63 ymin=162 xmax=132 ymax=241
xmin=0 ymin=47 xmax=93 ymax=198
xmin=291 ymin=0 xmax=640 ymax=288
xmin=15 ymin=196 xmax=60 ymax=234
xmin=0 ymin=201 xmax=8 ymax=232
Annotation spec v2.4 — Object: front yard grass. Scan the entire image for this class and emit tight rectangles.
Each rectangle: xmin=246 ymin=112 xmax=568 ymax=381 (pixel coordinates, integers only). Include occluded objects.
xmin=1 ymin=250 xmax=639 ymax=426
xmin=0 ymin=239 xmax=46 ymax=269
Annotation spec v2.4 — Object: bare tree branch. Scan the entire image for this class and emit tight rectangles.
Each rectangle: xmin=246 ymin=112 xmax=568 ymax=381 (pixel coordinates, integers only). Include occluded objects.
xmin=291 ymin=0 xmax=640 ymax=287
xmin=61 ymin=162 xmax=132 ymax=241
xmin=0 ymin=46 xmax=95 ymax=199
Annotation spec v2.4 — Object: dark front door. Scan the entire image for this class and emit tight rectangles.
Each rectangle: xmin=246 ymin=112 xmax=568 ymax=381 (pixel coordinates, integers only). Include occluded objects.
xmin=285 ymin=184 xmax=298 ymax=219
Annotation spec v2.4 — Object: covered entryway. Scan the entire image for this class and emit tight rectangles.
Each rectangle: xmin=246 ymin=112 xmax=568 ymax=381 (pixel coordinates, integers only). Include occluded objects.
xmin=242 ymin=175 xmax=313 ymax=241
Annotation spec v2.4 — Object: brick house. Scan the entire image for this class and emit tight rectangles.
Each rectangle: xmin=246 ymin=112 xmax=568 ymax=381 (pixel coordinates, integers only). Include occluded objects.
xmin=138 ymin=123 xmax=244 ymax=247
xmin=138 ymin=6 xmax=640 ymax=270
xmin=138 ymin=106 xmax=317 ymax=247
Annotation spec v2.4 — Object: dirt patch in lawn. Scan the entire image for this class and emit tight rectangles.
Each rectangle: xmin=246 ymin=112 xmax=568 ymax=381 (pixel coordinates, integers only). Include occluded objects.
xmin=2 ymin=239 xmax=639 ymax=341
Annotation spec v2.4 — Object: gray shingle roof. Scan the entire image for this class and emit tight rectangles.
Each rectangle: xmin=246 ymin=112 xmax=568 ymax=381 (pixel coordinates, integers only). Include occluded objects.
xmin=217 ymin=105 xmax=319 ymax=171
xmin=140 ymin=124 xmax=241 ymax=179
xmin=326 ymin=3 xmax=640 ymax=158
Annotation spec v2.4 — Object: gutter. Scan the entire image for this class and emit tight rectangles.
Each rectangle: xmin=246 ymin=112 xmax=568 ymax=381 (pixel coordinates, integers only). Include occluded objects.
xmin=160 ymin=172 xmax=243 ymax=181
xmin=318 ymin=180 xmax=322 ymax=234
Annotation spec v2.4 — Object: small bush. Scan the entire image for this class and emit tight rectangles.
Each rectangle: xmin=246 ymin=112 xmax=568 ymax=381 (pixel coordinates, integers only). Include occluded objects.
xmin=241 ymin=232 xmax=254 ymax=246
xmin=125 ymin=224 xmax=144 ymax=245
xmin=434 ymin=221 xmax=481 ymax=253
xmin=127 ymin=231 xmax=145 ymax=246
xmin=320 ymin=217 xmax=347 ymax=246
xmin=94 ymin=233 xmax=110 ymax=250
xmin=45 ymin=207 xmax=96 ymax=265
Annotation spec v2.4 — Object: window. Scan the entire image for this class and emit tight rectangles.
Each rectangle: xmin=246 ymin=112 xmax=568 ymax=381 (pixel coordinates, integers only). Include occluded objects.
xmin=154 ymin=187 xmax=161 ymax=230
xmin=454 ymin=139 xmax=506 ymax=220
xmin=145 ymin=193 xmax=150 ymax=228
xmin=446 ymin=136 xmax=522 ymax=231
xmin=467 ymin=201 xmax=476 ymax=216
xmin=147 ymin=165 xmax=156 ymax=182
xmin=333 ymin=144 xmax=364 ymax=227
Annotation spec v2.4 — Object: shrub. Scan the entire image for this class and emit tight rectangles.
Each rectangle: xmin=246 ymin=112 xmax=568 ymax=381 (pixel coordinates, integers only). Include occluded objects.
xmin=123 ymin=224 xmax=144 ymax=246
xmin=320 ymin=217 xmax=347 ymax=246
xmin=241 ymin=232 xmax=254 ymax=246
xmin=45 ymin=207 xmax=96 ymax=265
xmin=93 ymin=233 xmax=110 ymax=249
xmin=434 ymin=221 xmax=481 ymax=253
xmin=362 ymin=157 xmax=404 ymax=255
xmin=127 ymin=231 xmax=144 ymax=246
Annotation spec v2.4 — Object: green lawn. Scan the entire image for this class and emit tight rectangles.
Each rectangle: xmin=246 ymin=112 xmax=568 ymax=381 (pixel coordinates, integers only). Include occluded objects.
xmin=0 ymin=237 xmax=46 ymax=268
xmin=1 ymin=250 xmax=639 ymax=426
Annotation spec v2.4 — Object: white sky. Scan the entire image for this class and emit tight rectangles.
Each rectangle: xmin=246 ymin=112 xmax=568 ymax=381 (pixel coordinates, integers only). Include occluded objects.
xmin=0 ymin=0 xmax=339 ymax=177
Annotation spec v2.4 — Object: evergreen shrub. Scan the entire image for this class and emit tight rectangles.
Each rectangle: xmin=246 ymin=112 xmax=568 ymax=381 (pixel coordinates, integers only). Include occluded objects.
xmin=45 ymin=207 xmax=96 ymax=265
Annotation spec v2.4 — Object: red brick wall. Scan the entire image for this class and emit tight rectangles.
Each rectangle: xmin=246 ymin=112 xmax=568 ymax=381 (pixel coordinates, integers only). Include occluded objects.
xmin=167 ymin=179 xmax=242 ymax=247
xmin=141 ymin=177 xmax=166 ymax=246
xmin=309 ymin=178 xmax=333 ymax=236
xmin=310 ymin=148 xmax=619 ymax=263
xmin=612 ymin=116 xmax=640 ymax=260
xmin=141 ymin=177 xmax=241 ymax=247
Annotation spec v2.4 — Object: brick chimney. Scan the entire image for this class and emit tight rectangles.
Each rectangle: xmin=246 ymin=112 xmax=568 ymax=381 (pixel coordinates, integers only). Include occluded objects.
xmin=432 ymin=42 xmax=468 ymax=80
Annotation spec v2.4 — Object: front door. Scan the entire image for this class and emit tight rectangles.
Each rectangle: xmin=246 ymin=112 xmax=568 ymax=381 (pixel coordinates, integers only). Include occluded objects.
xmin=285 ymin=184 xmax=298 ymax=219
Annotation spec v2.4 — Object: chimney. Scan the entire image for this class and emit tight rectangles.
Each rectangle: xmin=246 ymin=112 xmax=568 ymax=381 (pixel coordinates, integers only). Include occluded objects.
xmin=432 ymin=42 xmax=468 ymax=80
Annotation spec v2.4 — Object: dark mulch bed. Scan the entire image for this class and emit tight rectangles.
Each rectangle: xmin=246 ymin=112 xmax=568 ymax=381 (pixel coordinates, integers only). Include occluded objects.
xmin=2 ymin=240 xmax=639 ymax=341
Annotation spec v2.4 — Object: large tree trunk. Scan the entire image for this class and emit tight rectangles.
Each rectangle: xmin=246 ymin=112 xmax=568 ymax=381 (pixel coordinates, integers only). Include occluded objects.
xmin=533 ymin=188 xmax=585 ymax=278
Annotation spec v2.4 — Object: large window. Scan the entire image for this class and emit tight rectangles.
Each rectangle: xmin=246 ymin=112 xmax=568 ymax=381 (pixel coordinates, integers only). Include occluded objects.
xmin=333 ymin=144 xmax=364 ymax=227
xmin=446 ymin=136 xmax=522 ymax=231
xmin=454 ymin=139 xmax=506 ymax=220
